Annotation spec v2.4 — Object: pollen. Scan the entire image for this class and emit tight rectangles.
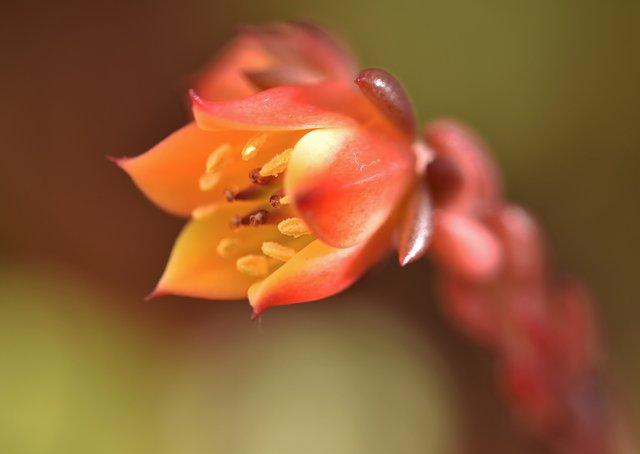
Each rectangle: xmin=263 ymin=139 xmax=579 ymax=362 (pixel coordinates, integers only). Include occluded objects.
xmin=279 ymin=194 xmax=292 ymax=205
xmin=191 ymin=203 xmax=217 ymax=220
xmin=205 ymin=143 xmax=231 ymax=173
xmin=216 ymin=237 xmax=240 ymax=258
xmin=236 ymin=254 xmax=270 ymax=277
xmin=199 ymin=172 xmax=221 ymax=191
xmin=259 ymin=148 xmax=293 ymax=177
xmin=277 ymin=217 xmax=312 ymax=237
xmin=241 ymin=133 xmax=268 ymax=161
xmin=261 ymin=241 xmax=296 ymax=262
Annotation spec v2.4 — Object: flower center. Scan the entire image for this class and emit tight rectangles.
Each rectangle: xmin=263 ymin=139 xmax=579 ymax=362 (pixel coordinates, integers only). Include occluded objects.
xmin=194 ymin=132 xmax=315 ymax=279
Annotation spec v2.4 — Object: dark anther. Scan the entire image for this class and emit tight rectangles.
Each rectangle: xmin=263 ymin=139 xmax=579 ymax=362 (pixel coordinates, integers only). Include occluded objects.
xmin=248 ymin=209 xmax=269 ymax=227
xmin=230 ymin=209 xmax=271 ymax=229
xmin=269 ymin=189 xmax=285 ymax=208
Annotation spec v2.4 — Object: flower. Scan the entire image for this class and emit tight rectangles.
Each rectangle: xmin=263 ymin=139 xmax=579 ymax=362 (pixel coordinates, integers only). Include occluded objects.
xmin=115 ymin=22 xmax=430 ymax=316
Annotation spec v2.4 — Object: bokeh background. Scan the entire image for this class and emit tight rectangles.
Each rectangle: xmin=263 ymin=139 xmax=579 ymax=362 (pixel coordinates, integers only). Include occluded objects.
xmin=1 ymin=1 xmax=638 ymax=452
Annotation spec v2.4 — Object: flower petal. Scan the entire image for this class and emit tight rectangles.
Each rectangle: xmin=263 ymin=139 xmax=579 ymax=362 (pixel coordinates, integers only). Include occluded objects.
xmin=115 ymin=123 xmax=250 ymax=217
xmin=423 ymin=119 xmax=502 ymax=215
xmin=355 ymin=67 xmax=417 ymax=137
xmin=439 ymin=276 xmax=498 ymax=345
xmin=193 ymin=33 xmax=277 ymax=101
xmin=193 ymin=22 xmax=356 ymax=101
xmin=152 ymin=204 xmax=280 ymax=300
xmin=397 ymin=178 xmax=433 ymax=266
xmin=285 ymin=127 xmax=415 ymax=248
xmin=430 ymin=211 xmax=502 ymax=281
xmin=248 ymin=221 xmax=393 ymax=315
xmin=191 ymin=82 xmax=367 ymax=131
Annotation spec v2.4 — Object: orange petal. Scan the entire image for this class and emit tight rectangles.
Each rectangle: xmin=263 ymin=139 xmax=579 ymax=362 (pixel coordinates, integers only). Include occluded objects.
xmin=191 ymin=82 xmax=367 ymax=131
xmin=152 ymin=203 xmax=280 ymax=300
xmin=115 ymin=123 xmax=250 ymax=217
xmin=430 ymin=211 xmax=502 ymax=281
xmin=285 ymin=127 xmax=415 ymax=248
xmin=248 ymin=221 xmax=394 ymax=315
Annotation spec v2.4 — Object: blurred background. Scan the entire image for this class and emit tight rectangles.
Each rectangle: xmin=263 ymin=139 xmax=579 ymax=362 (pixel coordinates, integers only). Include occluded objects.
xmin=1 ymin=0 xmax=638 ymax=452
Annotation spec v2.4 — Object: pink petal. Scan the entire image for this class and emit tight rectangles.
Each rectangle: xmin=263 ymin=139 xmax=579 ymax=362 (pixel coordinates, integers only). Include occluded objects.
xmin=285 ymin=126 xmax=415 ymax=248
xmin=191 ymin=82 xmax=367 ymax=131
xmin=430 ymin=211 xmax=502 ymax=281
xmin=397 ymin=179 xmax=433 ymax=266
xmin=249 ymin=222 xmax=393 ymax=315
xmin=423 ymin=119 xmax=502 ymax=214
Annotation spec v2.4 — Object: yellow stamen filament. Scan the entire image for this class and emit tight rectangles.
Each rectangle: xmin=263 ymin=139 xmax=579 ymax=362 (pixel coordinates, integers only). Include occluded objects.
xmin=236 ymin=254 xmax=270 ymax=277
xmin=277 ymin=217 xmax=312 ymax=238
xmin=259 ymin=148 xmax=293 ymax=177
xmin=216 ymin=238 xmax=240 ymax=258
xmin=199 ymin=172 xmax=221 ymax=191
xmin=191 ymin=203 xmax=217 ymax=220
xmin=279 ymin=194 xmax=292 ymax=205
xmin=261 ymin=241 xmax=296 ymax=262
xmin=241 ymin=133 xmax=268 ymax=161
xmin=205 ymin=143 xmax=231 ymax=173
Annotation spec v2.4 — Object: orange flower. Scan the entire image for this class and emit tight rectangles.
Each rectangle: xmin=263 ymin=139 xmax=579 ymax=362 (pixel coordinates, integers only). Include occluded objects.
xmin=115 ymin=22 xmax=430 ymax=316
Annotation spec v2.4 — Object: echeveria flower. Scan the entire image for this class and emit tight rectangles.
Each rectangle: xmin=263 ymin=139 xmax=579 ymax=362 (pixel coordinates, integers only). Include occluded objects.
xmin=116 ymin=22 xmax=430 ymax=316
xmin=116 ymin=21 xmax=622 ymax=452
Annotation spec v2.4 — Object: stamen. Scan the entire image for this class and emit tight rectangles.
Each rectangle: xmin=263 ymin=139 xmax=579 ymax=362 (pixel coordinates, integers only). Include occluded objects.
xmin=226 ymin=186 xmax=264 ymax=203
xmin=230 ymin=209 xmax=272 ymax=228
xmin=199 ymin=172 xmax=221 ymax=191
xmin=236 ymin=254 xmax=269 ymax=277
xmin=241 ymin=133 xmax=268 ymax=161
xmin=279 ymin=195 xmax=292 ymax=205
xmin=248 ymin=209 xmax=269 ymax=226
xmin=269 ymin=189 xmax=285 ymax=208
xmin=205 ymin=143 xmax=231 ymax=173
xmin=261 ymin=241 xmax=296 ymax=262
xmin=278 ymin=217 xmax=312 ymax=237
xmin=192 ymin=203 xmax=217 ymax=220
xmin=249 ymin=168 xmax=276 ymax=186
xmin=216 ymin=237 xmax=240 ymax=258
xmin=259 ymin=148 xmax=293 ymax=177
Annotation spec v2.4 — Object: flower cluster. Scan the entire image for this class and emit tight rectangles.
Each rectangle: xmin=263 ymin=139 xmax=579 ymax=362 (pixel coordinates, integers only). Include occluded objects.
xmin=117 ymin=22 xmax=618 ymax=453
xmin=424 ymin=121 xmax=611 ymax=453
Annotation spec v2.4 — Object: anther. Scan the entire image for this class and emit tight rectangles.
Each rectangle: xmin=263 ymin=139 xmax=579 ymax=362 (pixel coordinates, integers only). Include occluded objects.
xmin=199 ymin=172 xmax=221 ymax=191
xmin=205 ymin=143 xmax=231 ymax=173
xmin=230 ymin=209 xmax=272 ymax=228
xmin=277 ymin=217 xmax=312 ymax=237
xmin=269 ymin=189 xmax=285 ymax=208
xmin=241 ymin=133 xmax=268 ymax=161
xmin=248 ymin=209 xmax=269 ymax=226
xmin=249 ymin=168 xmax=276 ymax=186
xmin=236 ymin=254 xmax=269 ymax=277
xmin=225 ymin=186 xmax=264 ymax=203
xmin=259 ymin=148 xmax=293 ymax=177
xmin=261 ymin=241 xmax=296 ymax=262
xmin=216 ymin=238 xmax=240 ymax=258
